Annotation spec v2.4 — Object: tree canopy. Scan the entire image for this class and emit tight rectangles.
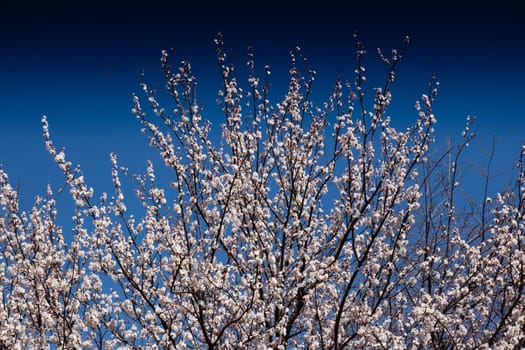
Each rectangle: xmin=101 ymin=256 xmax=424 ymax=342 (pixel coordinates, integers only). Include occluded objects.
xmin=1 ymin=34 xmax=524 ymax=349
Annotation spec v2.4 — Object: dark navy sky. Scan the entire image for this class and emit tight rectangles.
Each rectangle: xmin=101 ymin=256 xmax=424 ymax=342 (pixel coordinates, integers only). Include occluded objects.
xmin=1 ymin=1 xmax=524 ymax=205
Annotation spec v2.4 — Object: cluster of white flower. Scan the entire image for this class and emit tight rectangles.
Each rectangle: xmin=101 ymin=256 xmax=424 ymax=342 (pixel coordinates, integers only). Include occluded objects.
xmin=1 ymin=34 xmax=524 ymax=348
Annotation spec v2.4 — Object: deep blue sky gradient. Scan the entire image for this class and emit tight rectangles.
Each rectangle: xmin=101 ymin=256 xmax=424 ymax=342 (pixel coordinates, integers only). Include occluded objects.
xmin=1 ymin=1 xmax=524 ymax=206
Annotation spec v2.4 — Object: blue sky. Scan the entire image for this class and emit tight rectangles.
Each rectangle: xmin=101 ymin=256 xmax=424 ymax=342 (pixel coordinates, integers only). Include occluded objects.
xmin=1 ymin=1 xmax=524 ymax=207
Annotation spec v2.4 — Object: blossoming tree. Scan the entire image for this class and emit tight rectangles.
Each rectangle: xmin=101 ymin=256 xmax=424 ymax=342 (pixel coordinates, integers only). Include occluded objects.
xmin=1 ymin=34 xmax=524 ymax=349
